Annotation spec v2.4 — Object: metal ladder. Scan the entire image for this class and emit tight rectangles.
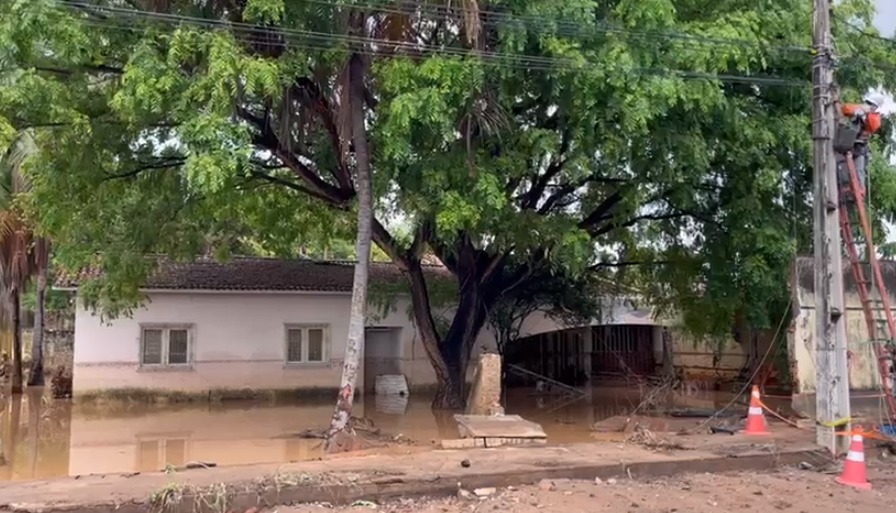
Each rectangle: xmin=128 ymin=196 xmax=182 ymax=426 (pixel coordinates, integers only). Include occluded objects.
xmin=836 ymin=150 xmax=896 ymax=419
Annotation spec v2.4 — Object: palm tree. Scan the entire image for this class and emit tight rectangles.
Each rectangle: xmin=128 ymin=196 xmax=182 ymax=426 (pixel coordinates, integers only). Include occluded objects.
xmin=0 ymin=131 xmax=49 ymax=391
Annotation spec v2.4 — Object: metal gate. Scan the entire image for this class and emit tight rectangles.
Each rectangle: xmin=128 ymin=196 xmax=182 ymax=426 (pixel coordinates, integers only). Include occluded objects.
xmin=591 ymin=325 xmax=656 ymax=378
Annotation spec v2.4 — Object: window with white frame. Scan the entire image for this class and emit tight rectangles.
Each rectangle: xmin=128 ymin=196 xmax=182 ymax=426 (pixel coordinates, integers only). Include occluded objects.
xmin=141 ymin=325 xmax=192 ymax=366
xmin=285 ymin=325 xmax=328 ymax=364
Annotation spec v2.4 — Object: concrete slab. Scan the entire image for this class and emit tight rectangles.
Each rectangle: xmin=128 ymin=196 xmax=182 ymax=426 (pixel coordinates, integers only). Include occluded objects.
xmin=454 ymin=414 xmax=547 ymax=439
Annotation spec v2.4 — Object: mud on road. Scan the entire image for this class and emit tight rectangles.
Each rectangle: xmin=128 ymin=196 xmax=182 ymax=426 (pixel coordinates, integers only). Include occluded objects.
xmin=281 ymin=463 xmax=896 ymax=513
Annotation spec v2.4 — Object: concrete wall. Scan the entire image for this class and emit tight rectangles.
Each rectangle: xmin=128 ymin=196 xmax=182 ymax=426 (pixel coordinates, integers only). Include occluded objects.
xmin=789 ymin=257 xmax=890 ymax=394
xmin=666 ymin=328 xmax=748 ymax=381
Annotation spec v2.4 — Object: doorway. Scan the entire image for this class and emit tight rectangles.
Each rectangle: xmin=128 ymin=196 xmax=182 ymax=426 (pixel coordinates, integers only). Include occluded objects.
xmin=363 ymin=327 xmax=404 ymax=394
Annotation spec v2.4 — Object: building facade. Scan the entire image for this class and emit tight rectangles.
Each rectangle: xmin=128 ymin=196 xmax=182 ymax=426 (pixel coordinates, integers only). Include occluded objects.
xmin=60 ymin=258 xmax=748 ymax=400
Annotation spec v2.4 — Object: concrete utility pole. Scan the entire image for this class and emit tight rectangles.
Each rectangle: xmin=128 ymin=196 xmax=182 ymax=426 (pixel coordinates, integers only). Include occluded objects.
xmin=812 ymin=0 xmax=851 ymax=453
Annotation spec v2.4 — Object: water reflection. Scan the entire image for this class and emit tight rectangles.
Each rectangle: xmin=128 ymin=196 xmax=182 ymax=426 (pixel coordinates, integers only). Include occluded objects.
xmin=0 ymin=390 xmax=72 ymax=481
xmin=0 ymin=386 xmax=736 ymax=481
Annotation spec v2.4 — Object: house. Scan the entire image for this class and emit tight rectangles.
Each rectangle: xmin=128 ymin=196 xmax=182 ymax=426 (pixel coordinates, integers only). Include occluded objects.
xmin=58 ymin=257 xmax=750 ymax=401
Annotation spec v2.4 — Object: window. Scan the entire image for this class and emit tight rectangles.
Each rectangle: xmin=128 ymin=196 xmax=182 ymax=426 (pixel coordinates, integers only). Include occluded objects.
xmin=136 ymin=436 xmax=189 ymax=471
xmin=285 ymin=325 xmax=328 ymax=364
xmin=141 ymin=325 xmax=192 ymax=367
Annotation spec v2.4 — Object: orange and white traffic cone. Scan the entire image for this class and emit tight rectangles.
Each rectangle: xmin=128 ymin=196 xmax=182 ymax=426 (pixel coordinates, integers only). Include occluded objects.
xmin=836 ymin=432 xmax=872 ymax=490
xmin=743 ymin=385 xmax=770 ymax=435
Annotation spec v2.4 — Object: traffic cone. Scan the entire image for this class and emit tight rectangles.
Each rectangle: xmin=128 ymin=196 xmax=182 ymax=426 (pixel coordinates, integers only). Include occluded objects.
xmin=836 ymin=432 xmax=872 ymax=490
xmin=743 ymin=385 xmax=770 ymax=435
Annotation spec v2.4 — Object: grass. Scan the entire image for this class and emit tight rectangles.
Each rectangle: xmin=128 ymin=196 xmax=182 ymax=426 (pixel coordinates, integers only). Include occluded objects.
xmin=73 ymin=383 xmax=445 ymax=410
xmin=147 ymin=469 xmax=373 ymax=513
xmin=75 ymin=386 xmax=345 ymax=405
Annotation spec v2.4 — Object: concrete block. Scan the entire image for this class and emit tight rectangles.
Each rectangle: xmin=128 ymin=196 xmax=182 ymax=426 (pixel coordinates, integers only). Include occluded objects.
xmin=465 ymin=353 xmax=502 ymax=416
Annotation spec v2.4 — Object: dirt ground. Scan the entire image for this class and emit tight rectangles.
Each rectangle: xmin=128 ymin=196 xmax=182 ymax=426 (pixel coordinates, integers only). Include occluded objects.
xmin=280 ymin=462 xmax=896 ymax=513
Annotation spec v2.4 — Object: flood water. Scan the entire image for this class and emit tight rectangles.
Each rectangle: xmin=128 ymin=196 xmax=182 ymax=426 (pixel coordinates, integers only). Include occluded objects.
xmin=0 ymin=387 xmax=737 ymax=481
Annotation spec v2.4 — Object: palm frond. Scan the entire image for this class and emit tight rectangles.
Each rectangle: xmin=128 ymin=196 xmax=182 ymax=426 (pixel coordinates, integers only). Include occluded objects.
xmin=0 ymin=130 xmax=37 ymax=206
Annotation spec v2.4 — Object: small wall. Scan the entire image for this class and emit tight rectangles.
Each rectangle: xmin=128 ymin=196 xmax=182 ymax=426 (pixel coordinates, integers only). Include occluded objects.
xmin=668 ymin=328 xmax=749 ymax=382
xmin=789 ymin=257 xmax=891 ymax=395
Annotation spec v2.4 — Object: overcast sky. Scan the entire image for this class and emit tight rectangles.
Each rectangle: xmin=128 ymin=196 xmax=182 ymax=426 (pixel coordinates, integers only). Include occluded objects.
xmin=873 ymin=1 xmax=896 ymax=115
xmin=876 ymin=0 xmax=895 ymax=35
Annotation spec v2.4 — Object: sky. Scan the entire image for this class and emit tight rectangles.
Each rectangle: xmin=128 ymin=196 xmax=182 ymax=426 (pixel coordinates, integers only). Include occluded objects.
xmin=874 ymin=1 xmax=896 ymax=114
xmin=872 ymin=1 xmax=896 ymax=243
xmin=876 ymin=0 xmax=895 ymax=36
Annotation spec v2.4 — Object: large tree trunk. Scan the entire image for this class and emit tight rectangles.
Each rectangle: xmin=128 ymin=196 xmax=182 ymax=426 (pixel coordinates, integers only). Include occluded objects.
xmin=405 ymin=251 xmax=497 ymax=409
xmin=325 ymin=53 xmax=372 ymax=453
xmin=27 ymin=262 xmax=47 ymax=387
xmin=405 ymin=263 xmax=465 ymax=409
xmin=11 ymin=289 xmax=22 ymax=395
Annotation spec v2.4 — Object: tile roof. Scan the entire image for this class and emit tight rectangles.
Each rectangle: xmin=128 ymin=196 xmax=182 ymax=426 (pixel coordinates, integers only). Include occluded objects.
xmin=55 ymin=256 xmax=452 ymax=292
xmin=794 ymin=255 xmax=896 ymax=295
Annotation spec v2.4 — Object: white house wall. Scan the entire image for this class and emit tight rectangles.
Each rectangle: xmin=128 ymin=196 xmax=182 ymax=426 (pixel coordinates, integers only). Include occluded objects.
xmin=72 ymin=290 xmax=500 ymax=397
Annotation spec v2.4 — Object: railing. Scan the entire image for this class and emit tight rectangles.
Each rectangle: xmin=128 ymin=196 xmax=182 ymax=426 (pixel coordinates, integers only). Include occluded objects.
xmin=505 ymin=363 xmax=587 ymax=397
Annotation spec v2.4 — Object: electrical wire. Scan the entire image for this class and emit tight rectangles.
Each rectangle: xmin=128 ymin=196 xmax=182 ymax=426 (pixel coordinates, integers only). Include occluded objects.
xmin=59 ymin=0 xmax=812 ymax=55
xmin=304 ymin=0 xmax=812 ymax=55
xmin=44 ymin=3 xmax=896 ymax=89
xmin=684 ymin=296 xmax=793 ymax=434
xmin=49 ymin=1 xmax=811 ymax=87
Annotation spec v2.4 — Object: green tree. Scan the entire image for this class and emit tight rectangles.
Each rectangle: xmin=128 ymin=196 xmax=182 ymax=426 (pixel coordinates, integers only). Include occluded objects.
xmin=3 ymin=0 xmax=896 ymax=408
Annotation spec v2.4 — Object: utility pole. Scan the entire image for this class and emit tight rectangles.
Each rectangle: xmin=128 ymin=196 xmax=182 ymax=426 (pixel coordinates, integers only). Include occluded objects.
xmin=812 ymin=0 xmax=851 ymax=454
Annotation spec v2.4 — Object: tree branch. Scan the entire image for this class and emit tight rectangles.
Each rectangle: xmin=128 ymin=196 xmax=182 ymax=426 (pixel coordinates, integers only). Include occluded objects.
xmin=521 ymin=129 xmax=571 ymax=210
xmin=590 ymin=212 xmax=691 ymax=237
xmin=247 ymin=169 xmax=345 ymax=205
xmin=371 ymin=219 xmax=409 ymax=270
xmin=408 ymin=219 xmax=433 ymax=261
xmin=288 ymin=79 xmax=354 ymax=191
xmin=239 ymin=105 xmax=351 ymax=205
xmin=499 ymin=248 xmax=547 ymax=296
xmin=588 ymin=260 xmax=673 ymax=270
xmin=29 ymin=64 xmax=123 ymax=76
xmin=103 ymin=158 xmax=186 ymax=180
xmin=539 ymin=174 xmax=629 ymax=215
xmin=579 ymin=190 xmax=624 ymax=233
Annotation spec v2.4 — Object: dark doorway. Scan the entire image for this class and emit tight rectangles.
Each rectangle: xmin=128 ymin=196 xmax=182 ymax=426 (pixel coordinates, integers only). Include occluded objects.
xmin=362 ymin=327 xmax=403 ymax=394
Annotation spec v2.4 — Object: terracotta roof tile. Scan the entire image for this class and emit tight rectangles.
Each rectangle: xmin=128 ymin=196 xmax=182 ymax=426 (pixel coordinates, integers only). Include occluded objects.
xmin=794 ymin=255 xmax=896 ymax=295
xmin=56 ymin=256 xmax=452 ymax=292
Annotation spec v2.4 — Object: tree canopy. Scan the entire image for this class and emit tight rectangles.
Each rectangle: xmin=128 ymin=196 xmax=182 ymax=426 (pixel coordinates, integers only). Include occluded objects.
xmin=3 ymin=0 xmax=896 ymax=406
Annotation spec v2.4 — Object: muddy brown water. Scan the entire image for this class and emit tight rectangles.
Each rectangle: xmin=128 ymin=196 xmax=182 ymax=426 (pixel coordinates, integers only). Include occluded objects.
xmin=0 ymin=387 xmax=737 ymax=481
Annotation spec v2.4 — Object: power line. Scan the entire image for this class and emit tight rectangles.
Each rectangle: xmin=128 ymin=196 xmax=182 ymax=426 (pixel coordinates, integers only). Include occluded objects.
xmin=306 ymin=0 xmax=811 ymax=55
xmin=59 ymin=0 xmax=811 ymax=57
xmin=51 ymin=2 xmax=810 ymax=87
xmin=833 ymin=12 xmax=896 ymax=47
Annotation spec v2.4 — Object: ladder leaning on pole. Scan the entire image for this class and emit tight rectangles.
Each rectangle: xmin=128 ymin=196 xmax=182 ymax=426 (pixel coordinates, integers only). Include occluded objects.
xmin=834 ymin=132 xmax=896 ymax=420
